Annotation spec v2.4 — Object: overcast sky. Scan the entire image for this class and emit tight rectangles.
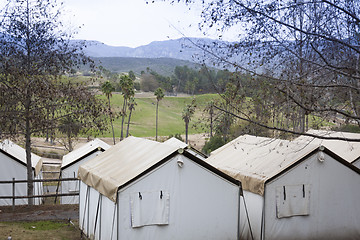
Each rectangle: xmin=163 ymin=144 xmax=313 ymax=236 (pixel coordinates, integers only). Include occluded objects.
xmin=62 ymin=0 xmax=208 ymax=48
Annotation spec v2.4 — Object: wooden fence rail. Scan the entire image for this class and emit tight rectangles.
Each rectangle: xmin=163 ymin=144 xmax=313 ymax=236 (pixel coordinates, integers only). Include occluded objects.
xmin=0 ymin=177 xmax=78 ymax=184
xmin=0 ymin=177 xmax=80 ymax=210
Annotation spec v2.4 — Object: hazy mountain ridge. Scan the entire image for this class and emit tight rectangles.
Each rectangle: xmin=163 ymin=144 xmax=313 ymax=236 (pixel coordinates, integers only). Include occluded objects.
xmin=81 ymin=38 xmax=217 ymax=61
xmin=78 ymin=38 xmax=218 ymax=76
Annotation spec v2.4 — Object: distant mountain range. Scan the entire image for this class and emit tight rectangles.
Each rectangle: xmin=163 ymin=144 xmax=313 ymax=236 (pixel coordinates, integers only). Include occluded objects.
xmin=79 ymin=38 xmax=222 ymax=76
xmin=79 ymin=38 xmax=270 ymax=76
xmin=82 ymin=38 xmax=213 ymax=61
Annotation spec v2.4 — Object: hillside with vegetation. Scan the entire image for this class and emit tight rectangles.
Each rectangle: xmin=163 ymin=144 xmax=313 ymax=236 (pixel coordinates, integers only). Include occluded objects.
xmin=91 ymin=57 xmax=201 ymax=76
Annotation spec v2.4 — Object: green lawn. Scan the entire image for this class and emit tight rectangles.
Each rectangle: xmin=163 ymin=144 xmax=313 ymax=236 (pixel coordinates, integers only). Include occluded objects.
xmin=100 ymin=93 xmax=220 ymax=138
xmin=97 ymin=92 xmax=333 ymax=139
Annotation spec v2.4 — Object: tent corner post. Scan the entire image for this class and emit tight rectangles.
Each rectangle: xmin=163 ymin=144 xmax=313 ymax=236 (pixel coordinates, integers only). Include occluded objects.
xmin=237 ymin=184 xmax=241 ymax=240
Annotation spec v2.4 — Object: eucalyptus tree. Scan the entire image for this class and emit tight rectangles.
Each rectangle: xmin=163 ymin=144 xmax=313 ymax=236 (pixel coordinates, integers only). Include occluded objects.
xmin=154 ymin=87 xmax=165 ymax=141
xmin=119 ymin=74 xmax=134 ymax=140
xmin=0 ymin=0 xmax=108 ymax=204
xmin=101 ymin=81 xmax=116 ymax=145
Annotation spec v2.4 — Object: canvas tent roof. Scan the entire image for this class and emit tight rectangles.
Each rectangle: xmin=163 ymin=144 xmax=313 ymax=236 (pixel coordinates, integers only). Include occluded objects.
xmin=79 ymin=136 xmax=235 ymax=202
xmin=293 ymin=129 xmax=360 ymax=164
xmin=78 ymin=137 xmax=183 ymax=202
xmin=61 ymin=138 xmax=111 ymax=169
xmin=163 ymin=137 xmax=188 ymax=148
xmin=164 ymin=137 xmax=207 ymax=160
xmin=206 ymin=135 xmax=324 ymax=195
xmin=0 ymin=139 xmax=42 ymax=176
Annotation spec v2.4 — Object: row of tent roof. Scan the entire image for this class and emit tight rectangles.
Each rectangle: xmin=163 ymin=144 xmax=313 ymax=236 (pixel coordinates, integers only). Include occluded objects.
xmin=0 ymin=138 xmax=111 ymax=205
xmin=1 ymin=130 xmax=360 ymax=239
xmin=77 ymin=130 xmax=360 ymax=240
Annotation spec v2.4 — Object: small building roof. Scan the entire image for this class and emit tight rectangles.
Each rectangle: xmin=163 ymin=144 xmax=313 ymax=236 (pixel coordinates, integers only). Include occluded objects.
xmin=293 ymin=130 xmax=360 ymax=164
xmin=79 ymin=136 xmax=238 ymax=202
xmin=0 ymin=139 xmax=42 ymax=176
xmin=207 ymin=135 xmax=323 ymax=195
xmin=61 ymin=138 xmax=111 ymax=169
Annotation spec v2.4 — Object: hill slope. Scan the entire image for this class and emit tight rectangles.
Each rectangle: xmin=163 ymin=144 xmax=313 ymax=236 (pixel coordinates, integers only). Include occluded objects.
xmin=93 ymin=57 xmax=201 ymax=76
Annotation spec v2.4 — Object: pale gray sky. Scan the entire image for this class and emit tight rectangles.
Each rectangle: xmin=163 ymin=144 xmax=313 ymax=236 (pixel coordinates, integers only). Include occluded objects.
xmin=63 ymin=0 xmax=207 ymax=47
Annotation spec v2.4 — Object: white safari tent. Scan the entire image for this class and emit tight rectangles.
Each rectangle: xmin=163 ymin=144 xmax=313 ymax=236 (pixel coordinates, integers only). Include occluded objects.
xmin=207 ymin=134 xmax=360 ymax=240
xmin=78 ymin=136 xmax=241 ymax=240
xmin=0 ymin=140 xmax=43 ymax=205
xmin=60 ymin=138 xmax=110 ymax=204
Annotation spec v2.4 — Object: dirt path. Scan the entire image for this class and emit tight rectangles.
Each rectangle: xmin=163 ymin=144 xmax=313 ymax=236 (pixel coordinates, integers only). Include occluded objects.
xmin=0 ymin=205 xmax=78 ymax=222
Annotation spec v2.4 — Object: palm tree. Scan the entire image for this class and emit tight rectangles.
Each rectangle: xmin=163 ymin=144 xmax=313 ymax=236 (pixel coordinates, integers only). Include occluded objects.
xmin=101 ymin=81 xmax=116 ymax=145
xmin=182 ymin=98 xmax=196 ymax=144
xmin=154 ymin=87 xmax=164 ymax=141
xmin=119 ymin=75 xmax=134 ymax=140
xmin=126 ymin=97 xmax=137 ymax=137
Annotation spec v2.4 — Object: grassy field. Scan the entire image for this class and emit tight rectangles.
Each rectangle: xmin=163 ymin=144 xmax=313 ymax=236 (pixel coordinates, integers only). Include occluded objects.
xmin=99 ymin=93 xmax=221 ymax=138
xmin=97 ymin=92 xmax=334 ymax=139
xmin=0 ymin=220 xmax=82 ymax=240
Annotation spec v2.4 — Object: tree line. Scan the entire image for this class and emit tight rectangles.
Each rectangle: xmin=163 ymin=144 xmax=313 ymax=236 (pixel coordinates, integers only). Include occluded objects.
xmin=162 ymin=0 xmax=360 ymax=144
xmin=0 ymin=0 xmax=110 ymax=205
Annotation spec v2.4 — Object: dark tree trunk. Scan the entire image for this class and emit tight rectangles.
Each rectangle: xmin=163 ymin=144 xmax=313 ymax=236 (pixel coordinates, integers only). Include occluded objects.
xmin=126 ymin=109 xmax=133 ymax=138
xmin=25 ymin=111 xmax=33 ymax=205
xmin=156 ymin=101 xmax=159 ymax=141
xmin=108 ymin=96 xmax=115 ymax=145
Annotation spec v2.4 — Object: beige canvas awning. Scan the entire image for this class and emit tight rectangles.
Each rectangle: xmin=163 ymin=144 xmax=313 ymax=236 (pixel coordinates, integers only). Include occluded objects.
xmin=207 ymin=135 xmax=318 ymax=195
xmin=78 ymin=137 xmax=180 ymax=202
xmin=294 ymin=130 xmax=360 ymax=164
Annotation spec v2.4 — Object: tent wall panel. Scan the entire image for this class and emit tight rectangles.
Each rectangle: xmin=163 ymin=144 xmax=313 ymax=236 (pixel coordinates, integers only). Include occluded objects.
xmin=239 ymin=190 xmax=263 ymax=240
xmin=264 ymin=152 xmax=360 ymax=240
xmin=353 ymin=158 xmax=360 ymax=169
xmin=117 ymin=155 xmax=240 ymax=240
xmin=61 ymin=150 xmax=103 ymax=204
xmin=99 ymin=195 xmax=117 ymax=240
xmin=0 ymin=153 xmax=42 ymax=205
xmin=79 ymin=181 xmax=90 ymax=236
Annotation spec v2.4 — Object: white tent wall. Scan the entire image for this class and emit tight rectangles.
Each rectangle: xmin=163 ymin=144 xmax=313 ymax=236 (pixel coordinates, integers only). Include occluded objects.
xmin=117 ymin=154 xmax=240 ymax=240
xmin=79 ymin=181 xmax=100 ymax=239
xmin=79 ymin=179 xmax=119 ymax=240
xmin=264 ymin=151 xmax=360 ymax=240
xmin=99 ymin=193 xmax=117 ymax=240
xmin=353 ymin=158 xmax=360 ymax=168
xmin=0 ymin=153 xmax=42 ymax=206
xmin=80 ymin=154 xmax=241 ymax=240
xmin=239 ymin=190 xmax=263 ymax=240
xmin=33 ymin=172 xmax=43 ymax=205
xmin=61 ymin=151 xmax=103 ymax=204
xmin=79 ymin=181 xmax=88 ymax=235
